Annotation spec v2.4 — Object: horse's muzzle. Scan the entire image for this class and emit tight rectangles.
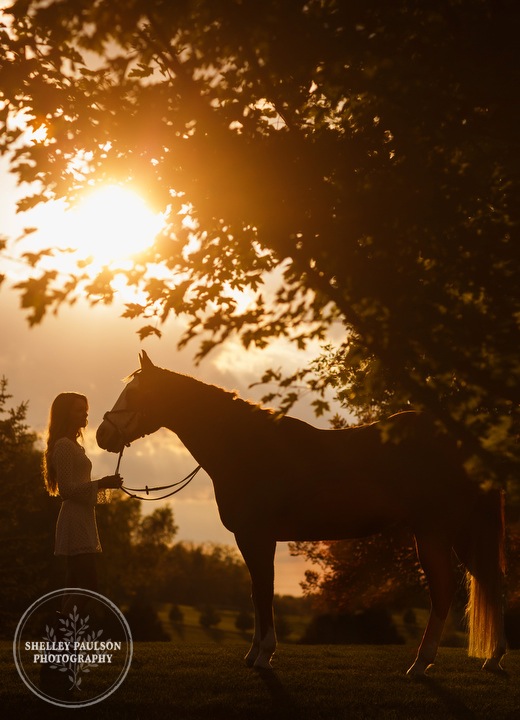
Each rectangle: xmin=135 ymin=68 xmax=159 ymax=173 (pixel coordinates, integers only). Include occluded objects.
xmin=96 ymin=420 xmax=124 ymax=453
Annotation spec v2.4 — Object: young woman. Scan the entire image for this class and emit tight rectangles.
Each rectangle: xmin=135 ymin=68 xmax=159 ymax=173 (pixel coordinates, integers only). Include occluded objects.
xmin=43 ymin=392 xmax=122 ymax=592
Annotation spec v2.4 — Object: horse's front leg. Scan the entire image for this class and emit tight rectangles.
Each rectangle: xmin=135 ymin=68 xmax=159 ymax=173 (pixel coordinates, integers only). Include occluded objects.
xmin=407 ymin=533 xmax=455 ymax=677
xmin=235 ymin=533 xmax=277 ymax=670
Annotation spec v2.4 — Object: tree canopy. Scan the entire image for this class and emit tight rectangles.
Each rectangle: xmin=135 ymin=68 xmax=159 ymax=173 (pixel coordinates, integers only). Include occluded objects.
xmin=0 ymin=1 xmax=518 ymax=482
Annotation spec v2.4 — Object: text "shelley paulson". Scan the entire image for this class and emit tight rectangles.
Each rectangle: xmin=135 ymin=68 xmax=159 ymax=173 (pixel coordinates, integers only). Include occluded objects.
xmin=26 ymin=640 xmax=123 ymax=664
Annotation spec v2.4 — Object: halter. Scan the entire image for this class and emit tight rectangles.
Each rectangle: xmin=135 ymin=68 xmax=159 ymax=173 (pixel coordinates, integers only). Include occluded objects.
xmin=103 ymin=409 xmax=201 ymax=502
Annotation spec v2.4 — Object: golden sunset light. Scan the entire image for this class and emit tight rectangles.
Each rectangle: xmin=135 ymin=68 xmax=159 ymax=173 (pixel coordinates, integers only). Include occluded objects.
xmin=1 ymin=4 xmax=517 ymax=707
xmin=66 ymin=184 xmax=164 ymax=266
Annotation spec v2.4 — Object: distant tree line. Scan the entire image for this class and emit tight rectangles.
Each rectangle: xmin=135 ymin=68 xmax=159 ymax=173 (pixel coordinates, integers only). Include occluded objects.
xmin=96 ymin=499 xmax=253 ymax=610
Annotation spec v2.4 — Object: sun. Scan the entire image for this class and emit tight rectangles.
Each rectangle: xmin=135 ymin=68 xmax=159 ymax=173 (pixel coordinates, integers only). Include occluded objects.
xmin=68 ymin=185 xmax=164 ymax=265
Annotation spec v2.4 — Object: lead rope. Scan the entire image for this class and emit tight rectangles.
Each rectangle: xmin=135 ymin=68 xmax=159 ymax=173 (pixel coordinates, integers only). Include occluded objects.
xmin=114 ymin=447 xmax=201 ymax=501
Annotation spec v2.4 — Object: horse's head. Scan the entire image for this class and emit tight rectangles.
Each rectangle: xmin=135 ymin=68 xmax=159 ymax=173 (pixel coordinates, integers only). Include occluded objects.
xmin=96 ymin=351 xmax=163 ymax=453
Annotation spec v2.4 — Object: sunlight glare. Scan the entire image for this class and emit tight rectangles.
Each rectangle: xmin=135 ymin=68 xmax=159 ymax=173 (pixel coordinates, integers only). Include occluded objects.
xmin=69 ymin=185 xmax=164 ymax=265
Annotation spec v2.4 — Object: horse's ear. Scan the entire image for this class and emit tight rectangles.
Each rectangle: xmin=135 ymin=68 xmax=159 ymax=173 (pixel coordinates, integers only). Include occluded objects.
xmin=139 ymin=350 xmax=155 ymax=370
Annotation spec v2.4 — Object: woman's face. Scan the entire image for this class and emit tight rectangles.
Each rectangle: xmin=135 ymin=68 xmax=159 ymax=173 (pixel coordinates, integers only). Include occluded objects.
xmin=69 ymin=397 xmax=89 ymax=433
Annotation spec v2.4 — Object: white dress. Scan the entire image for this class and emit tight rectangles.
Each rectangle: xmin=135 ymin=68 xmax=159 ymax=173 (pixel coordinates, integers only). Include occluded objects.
xmin=53 ymin=438 xmax=107 ymax=556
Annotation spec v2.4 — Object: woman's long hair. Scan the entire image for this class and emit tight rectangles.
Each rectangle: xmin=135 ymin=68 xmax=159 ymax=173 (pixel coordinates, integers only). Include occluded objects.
xmin=43 ymin=392 xmax=88 ymax=496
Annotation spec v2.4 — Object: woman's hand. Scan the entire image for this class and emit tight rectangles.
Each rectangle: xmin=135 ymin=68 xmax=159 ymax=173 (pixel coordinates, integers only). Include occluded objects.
xmin=98 ymin=474 xmax=123 ymax=489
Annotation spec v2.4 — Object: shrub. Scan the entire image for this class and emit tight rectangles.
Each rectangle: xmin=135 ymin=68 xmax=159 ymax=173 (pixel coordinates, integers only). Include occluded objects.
xmin=124 ymin=596 xmax=170 ymax=641
xmin=199 ymin=605 xmax=221 ymax=629
xmin=301 ymin=608 xmax=404 ymax=645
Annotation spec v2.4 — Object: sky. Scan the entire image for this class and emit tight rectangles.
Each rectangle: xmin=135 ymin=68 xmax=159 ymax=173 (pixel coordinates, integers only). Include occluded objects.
xmin=0 ymin=155 xmax=335 ymax=596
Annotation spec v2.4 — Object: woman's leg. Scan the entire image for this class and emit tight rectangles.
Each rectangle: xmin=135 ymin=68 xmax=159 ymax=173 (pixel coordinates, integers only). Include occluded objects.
xmin=63 ymin=553 xmax=99 ymax=616
xmin=66 ymin=553 xmax=99 ymax=592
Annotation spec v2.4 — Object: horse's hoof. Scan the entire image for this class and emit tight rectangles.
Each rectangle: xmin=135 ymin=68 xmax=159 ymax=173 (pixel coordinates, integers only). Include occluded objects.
xmin=406 ymin=660 xmax=433 ymax=678
xmin=253 ymin=658 xmax=274 ymax=671
xmin=253 ymin=650 xmax=275 ymax=671
xmin=244 ymin=650 xmax=258 ymax=668
xmin=482 ymin=658 xmax=507 ymax=676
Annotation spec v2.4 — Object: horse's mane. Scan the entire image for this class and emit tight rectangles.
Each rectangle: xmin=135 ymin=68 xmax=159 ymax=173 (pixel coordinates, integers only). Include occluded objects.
xmin=123 ymin=369 xmax=141 ymax=383
xmin=157 ymin=366 xmax=278 ymax=423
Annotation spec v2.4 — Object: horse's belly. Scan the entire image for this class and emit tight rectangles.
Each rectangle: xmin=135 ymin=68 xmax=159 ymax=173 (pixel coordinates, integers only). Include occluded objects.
xmin=274 ymin=517 xmax=395 ymax=542
xmin=217 ymin=469 xmax=413 ymax=539
xmin=272 ymin=494 xmax=406 ymax=541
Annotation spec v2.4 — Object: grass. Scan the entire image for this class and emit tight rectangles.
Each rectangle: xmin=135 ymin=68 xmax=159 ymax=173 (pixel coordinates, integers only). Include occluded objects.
xmin=1 ymin=641 xmax=518 ymax=719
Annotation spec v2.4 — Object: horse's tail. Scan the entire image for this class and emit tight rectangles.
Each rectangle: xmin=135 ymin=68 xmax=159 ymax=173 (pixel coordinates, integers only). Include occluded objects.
xmin=465 ymin=488 xmax=505 ymax=658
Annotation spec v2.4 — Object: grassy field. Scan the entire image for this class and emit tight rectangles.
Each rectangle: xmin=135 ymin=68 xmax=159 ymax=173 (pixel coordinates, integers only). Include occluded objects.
xmin=155 ymin=603 xmax=311 ymax=645
xmin=1 ymin=641 xmax=518 ymax=719
xmin=153 ymin=602 xmax=464 ymax=648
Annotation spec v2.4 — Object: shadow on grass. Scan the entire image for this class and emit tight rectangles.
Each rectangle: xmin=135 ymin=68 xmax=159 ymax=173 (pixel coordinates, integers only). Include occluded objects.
xmin=255 ymin=667 xmax=300 ymax=717
xmin=418 ymin=676 xmax=477 ymax=720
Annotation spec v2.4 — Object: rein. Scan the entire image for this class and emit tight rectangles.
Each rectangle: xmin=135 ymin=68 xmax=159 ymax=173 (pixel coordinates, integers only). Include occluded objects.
xmin=102 ymin=397 xmax=202 ymax=501
xmin=115 ymin=446 xmax=201 ymax=501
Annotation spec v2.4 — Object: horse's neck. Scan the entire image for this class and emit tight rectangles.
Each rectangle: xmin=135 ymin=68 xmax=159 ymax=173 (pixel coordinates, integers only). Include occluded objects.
xmin=159 ymin=370 xmax=237 ymax=427
xmin=155 ymin=370 xmax=245 ymax=467
xmin=157 ymin=369 xmax=270 ymax=457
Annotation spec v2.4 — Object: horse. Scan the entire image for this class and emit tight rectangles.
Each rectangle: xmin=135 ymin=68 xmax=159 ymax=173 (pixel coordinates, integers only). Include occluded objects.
xmin=96 ymin=351 xmax=506 ymax=676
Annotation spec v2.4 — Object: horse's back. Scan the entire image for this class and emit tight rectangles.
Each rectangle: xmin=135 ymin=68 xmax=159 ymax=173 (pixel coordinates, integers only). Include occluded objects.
xmin=267 ymin=410 xmax=473 ymax=538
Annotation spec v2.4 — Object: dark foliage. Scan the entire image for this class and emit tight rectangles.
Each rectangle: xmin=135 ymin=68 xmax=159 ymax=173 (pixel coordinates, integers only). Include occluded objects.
xmin=0 ymin=378 xmax=58 ymax=636
xmin=199 ymin=605 xmax=221 ymax=629
xmin=124 ymin=595 xmax=170 ymax=641
xmin=301 ymin=608 xmax=404 ymax=645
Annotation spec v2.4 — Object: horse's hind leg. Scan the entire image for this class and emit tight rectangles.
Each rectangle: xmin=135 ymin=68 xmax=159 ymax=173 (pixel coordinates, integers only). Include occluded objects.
xmin=454 ymin=531 xmax=506 ymax=673
xmin=407 ymin=532 xmax=456 ymax=677
xmin=235 ymin=533 xmax=277 ymax=670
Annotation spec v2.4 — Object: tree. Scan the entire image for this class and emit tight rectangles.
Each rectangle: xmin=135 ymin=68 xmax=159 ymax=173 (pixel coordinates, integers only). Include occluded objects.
xmin=290 ymin=531 xmax=428 ymax=616
xmin=128 ymin=505 xmax=179 ymax=599
xmin=199 ymin=604 xmax=221 ymax=629
xmin=161 ymin=541 xmax=251 ymax=607
xmin=95 ymin=493 xmax=142 ymax=602
xmin=169 ymin=603 xmax=184 ymax=625
xmin=0 ymin=1 xmax=518 ymax=483
xmin=124 ymin=593 xmax=170 ymax=641
xmin=134 ymin=505 xmax=179 ymax=547
xmin=0 ymin=377 xmax=57 ymax=635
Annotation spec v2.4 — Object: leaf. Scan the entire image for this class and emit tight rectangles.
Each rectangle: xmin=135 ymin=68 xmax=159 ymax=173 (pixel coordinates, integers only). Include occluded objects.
xmin=136 ymin=325 xmax=162 ymax=340
xmin=15 ymin=193 xmax=48 ymax=212
xmin=311 ymin=399 xmax=330 ymax=417
xmin=122 ymin=303 xmax=146 ymax=319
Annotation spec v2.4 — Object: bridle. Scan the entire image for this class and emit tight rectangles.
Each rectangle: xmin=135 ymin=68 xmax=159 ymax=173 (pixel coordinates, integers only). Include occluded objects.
xmin=102 ymin=408 xmax=201 ymax=501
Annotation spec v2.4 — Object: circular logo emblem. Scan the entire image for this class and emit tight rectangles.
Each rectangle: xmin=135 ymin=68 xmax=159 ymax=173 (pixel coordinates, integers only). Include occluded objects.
xmin=13 ymin=588 xmax=133 ymax=708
